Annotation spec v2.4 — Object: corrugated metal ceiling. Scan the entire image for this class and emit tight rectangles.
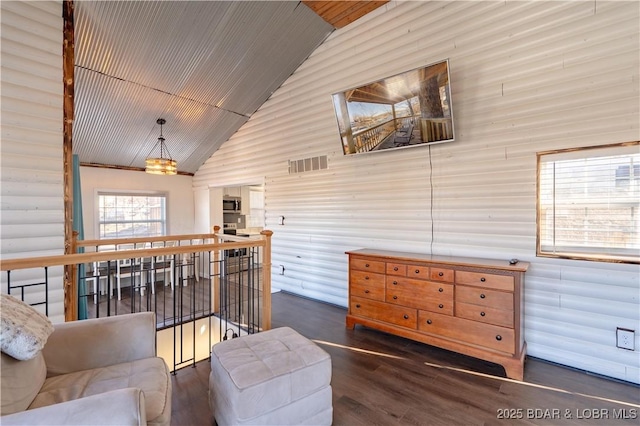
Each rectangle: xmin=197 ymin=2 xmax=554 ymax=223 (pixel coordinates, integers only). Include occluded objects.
xmin=74 ymin=1 xmax=336 ymax=174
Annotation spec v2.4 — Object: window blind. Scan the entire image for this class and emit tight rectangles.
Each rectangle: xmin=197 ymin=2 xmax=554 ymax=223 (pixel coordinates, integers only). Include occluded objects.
xmin=537 ymin=143 xmax=640 ymax=263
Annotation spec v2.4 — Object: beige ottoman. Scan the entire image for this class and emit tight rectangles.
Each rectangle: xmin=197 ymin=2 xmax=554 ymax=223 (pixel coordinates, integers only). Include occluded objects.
xmin=209 ymin=327 xmax=332 ymax=425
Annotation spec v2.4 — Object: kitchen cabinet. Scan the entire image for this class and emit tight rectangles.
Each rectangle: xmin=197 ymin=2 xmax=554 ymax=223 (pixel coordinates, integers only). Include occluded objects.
xmin=346 ymin=248 xmax=528 ymax=380
xmin=240 ymin=186 xmax=250 ymax=215
xmin=223 ymin=187 xmax=241 ymax=197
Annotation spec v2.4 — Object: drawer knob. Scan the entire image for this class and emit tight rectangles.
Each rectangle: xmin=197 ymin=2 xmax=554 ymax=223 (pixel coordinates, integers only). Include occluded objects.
xmin=480 ymin=311 xmax=486 ymax=317
xmin=365 ymin=264 xmax=370 ymax=267
xmin=427 ymin=319 xmax=432 ymax=325
xmin=415 ymin=269 xmax=420 ymax=274
xmin=438 ymin=304 xmax=444 ymax=309
xmin=365 ymin=276 xmax=369 ymax=280
xmin=480 ymin=277 xmax=486 ymax=282
xmin=364 ymin=290 xmax=370 ymax=294
xmin=356 ymin=304 xmax=361 ymax=308
xmin=403 ymin=314 xmax=409 ymax=320
xmin=496 ymin=335 xmax=502 ymax=341
xmin=480 ymin=293 xmax=486 ymax=299
xmin=438 ymin=272 xmax=444 ymax=277
xmin=393 ymin=281 xmax=398 ymax=285
xmin=438 ymin=288 xmax=443 ymax=293
xmin=393 ymin=295 xmax=398 ymax=300
xmin=393 ymin=267 xmax=398 ymax=271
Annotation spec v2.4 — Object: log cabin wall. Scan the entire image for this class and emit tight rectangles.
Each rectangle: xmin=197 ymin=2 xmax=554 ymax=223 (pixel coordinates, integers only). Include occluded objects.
xmin=0 ymin=1 xmax=66 ymax=323
xmin=193 ymin=1 xmax=639 ymax=383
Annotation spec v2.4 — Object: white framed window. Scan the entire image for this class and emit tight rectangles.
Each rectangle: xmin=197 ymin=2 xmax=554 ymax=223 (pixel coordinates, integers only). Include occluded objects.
xmin=98 ymin=192 xmax=167 ymax=239
xmin=537 ymin=142 xmax=640 ymax=263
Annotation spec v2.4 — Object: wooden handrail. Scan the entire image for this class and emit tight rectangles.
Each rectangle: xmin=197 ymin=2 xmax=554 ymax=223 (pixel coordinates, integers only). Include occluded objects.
xmin=1 ymin=240 xmax=265 ymax=271
xmin=77 ymin=233 xmax=220 ymax=248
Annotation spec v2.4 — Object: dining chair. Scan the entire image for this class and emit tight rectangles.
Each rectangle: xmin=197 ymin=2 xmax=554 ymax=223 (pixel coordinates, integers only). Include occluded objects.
xmin=143 ymin=241 xmax=171 ymax=295
xmin=166 ymin=241 xmax=199 ymax=288
xmin=115 ymin=243 xmax=142 ymax=300
xmin=86 ymin=261 xmax=106 ymax=304
xmin=87 ymin=245 xmax=117 ymax=304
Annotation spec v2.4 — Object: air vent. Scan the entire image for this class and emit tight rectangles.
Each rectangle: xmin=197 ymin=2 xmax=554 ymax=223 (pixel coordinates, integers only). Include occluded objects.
xmin=288 ymin=155 xmax=328 ymax=174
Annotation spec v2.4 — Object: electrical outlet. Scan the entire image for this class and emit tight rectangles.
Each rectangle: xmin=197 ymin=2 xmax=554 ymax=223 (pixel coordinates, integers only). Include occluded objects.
xmin=279 ymin=265 xmax=285 ymax=275
xmin=616 ymin=327 xmax=635 ymax=350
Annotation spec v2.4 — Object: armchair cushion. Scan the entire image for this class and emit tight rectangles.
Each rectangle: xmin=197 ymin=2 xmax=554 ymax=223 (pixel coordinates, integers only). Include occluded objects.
xmin=0 ymin=294 xmax=53 ymax=361
xmin=0 ymin=352 xmax=46 ymax=415
xmin=43 ymin=312 xmax=156 ymax=376
xmin=30 ymin=357 xmax=171 ymax=426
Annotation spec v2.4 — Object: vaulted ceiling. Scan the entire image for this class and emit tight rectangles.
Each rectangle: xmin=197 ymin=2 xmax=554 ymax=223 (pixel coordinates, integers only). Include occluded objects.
xmin=73 ymin=1 xmax=388 ymax=175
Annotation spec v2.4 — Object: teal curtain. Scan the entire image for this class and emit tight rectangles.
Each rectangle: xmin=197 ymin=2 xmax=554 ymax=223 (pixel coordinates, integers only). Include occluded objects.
xmin=73 ymin=155 xmax=88 ymax=320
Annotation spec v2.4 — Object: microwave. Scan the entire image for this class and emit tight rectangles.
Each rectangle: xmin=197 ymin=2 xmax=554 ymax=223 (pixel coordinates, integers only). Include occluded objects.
xmin=223 ymin=198 xmax=241 ymax=212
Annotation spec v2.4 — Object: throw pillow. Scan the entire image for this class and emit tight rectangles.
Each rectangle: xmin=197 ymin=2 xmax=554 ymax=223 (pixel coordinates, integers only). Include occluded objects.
xmin=0 ymin=294 xmax=54 ymax=361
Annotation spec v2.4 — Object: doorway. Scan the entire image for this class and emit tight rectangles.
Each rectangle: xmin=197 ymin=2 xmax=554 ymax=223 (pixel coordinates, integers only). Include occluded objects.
xmin=217 ymin=184 xmax=264 ymax=236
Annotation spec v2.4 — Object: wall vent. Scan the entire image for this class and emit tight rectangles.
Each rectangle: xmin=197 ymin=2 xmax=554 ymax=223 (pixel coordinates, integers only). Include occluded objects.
xmin=288 ymin=155 xmax=328 ymax=174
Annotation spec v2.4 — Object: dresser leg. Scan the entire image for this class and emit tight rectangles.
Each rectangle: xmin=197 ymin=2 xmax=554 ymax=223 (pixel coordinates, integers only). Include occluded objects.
xmin=503 ymin=363 xmax=524 ymax=381
xmin=503 ymin=344 xmax=526 ymax=381
xmin=346 ymin=315 xmax=356 ymax=329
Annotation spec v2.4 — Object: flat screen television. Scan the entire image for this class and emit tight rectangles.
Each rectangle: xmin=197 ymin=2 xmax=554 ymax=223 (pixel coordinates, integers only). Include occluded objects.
xmin=332 ymin=59 xmax=454 ymax=156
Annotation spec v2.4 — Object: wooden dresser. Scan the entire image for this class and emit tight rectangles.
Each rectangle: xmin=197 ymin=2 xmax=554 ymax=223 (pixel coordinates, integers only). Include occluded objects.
xmin=346 ymin=249 xmax=529 ymax=380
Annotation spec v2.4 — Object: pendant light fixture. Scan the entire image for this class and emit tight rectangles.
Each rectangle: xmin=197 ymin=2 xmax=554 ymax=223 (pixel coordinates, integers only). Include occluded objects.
xmin=145 ymin=118 xmax=177 ymax=175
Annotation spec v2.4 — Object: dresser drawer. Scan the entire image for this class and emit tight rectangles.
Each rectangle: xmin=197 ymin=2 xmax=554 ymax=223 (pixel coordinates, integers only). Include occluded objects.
xmin=456 ymin=271 xmax=514 ymax=291
xmin=351 ymin=258 xmax=386 ymax=274
xmin=456 ymin=301 xmax=514 ymax=328
xmin=429 ymin=267 xmax=454 ymax=282
xmin=351 ymin=280 xmax=385 ymax=301
xmin=405 ymin=264 xmax=430 ymax=280
xmin=418 ymin=311 xmax=515 ymax=354
xmin=386 ymin=277 xmax=453 ymax=315
xmin=350 ymin=269 xmax=385 ymax=286
xmin=455 ymin=285 xmax=513 ymax=311
xmin=386 ymin=262 xmax=407 ymax=276
xmin=351 ymin=297 xmax=417 ymax=329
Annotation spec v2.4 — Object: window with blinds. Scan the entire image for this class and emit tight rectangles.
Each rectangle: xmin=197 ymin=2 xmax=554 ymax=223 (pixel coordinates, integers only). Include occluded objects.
xmin=537 ymin=142 xmax=640 ymax=263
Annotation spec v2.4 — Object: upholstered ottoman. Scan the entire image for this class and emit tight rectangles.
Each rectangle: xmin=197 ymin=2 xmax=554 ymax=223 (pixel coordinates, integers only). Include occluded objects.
xmin=209 ymin=327 xmax=332 ymax=425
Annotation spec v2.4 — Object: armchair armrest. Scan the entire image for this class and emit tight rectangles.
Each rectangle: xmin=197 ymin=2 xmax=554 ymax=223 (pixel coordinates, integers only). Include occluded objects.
xmin=0 ymin=388 xmax=146 ymax=425
xmin=43 ymin=312 xmax=156 ymax=376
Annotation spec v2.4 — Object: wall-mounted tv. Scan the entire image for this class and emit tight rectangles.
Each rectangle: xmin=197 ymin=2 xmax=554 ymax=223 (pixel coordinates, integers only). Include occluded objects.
xmin=332 ymin=59 xmax=454 ymax=156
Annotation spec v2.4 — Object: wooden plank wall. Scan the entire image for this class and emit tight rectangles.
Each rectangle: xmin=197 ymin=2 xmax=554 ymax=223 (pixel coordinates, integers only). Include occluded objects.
xmin=0 ymin=1 xmax=66 ymax=323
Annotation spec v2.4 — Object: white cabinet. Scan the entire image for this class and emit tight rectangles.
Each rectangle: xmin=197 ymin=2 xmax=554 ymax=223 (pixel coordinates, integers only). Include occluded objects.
xmin=240 ymin=186 xmax=250 ymax=215
xmin=223 ymin=187 xmax=241 ymax=197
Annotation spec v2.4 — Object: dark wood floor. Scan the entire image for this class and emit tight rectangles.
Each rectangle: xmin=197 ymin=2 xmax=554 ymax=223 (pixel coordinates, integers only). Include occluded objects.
xmin=171 ymin=292 xmax=640 ymax=425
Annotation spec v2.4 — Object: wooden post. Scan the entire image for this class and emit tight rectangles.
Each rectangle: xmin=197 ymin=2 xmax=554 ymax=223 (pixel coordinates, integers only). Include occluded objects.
xmin=68 ymin=231 xmax=79 ymax=321
xmin=260 ymin=230 xmax=273 ymax=330
xmin=212 ymin=226 xmax=220 ymax=313
xmin=63 ymin=0 xmax=76 ymax=322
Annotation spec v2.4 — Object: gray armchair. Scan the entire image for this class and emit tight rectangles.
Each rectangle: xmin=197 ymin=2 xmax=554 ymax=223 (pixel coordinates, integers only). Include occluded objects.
xmin=1 ymin=312 xmax=171 ymax=426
